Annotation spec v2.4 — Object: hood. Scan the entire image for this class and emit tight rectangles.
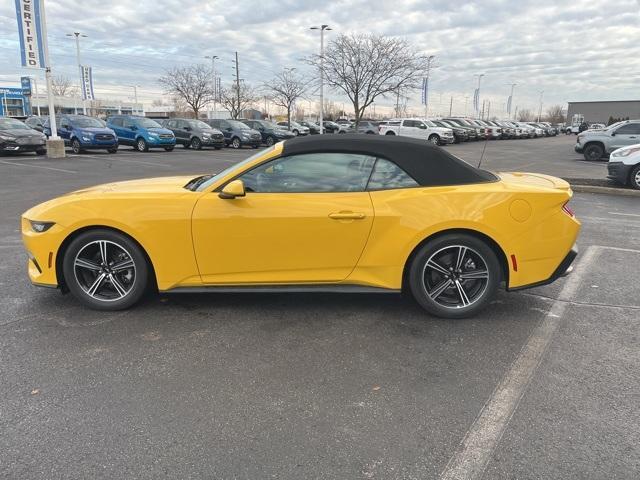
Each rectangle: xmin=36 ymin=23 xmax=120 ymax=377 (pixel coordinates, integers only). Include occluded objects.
xmin=432 ymin=127 xmax=453 ymax=134
xmin=147 ymin=127 xmax=174 ymax=135
xmin=60 ymin=176 xmax=198 ymax=197
xmin=0 ymin=128 xmax=44 ymax=138
xmin=77 ymin=127 xmax=115 ymax=135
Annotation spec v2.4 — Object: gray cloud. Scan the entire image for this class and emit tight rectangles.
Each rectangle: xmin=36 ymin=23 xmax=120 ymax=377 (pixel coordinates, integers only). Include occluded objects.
xmin=1 ymin=0 xmax=639 ymax=115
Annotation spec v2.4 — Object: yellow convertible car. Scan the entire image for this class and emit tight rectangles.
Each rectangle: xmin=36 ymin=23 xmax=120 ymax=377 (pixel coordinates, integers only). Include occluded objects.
xmin=22 ymin=136 xmax=580 ymax=318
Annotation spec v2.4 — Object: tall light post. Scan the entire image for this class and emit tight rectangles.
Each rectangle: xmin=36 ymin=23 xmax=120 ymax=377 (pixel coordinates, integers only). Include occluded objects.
xmin=26 ymin=75 xmax=41 ymax=116
xmin=506 ymin=83 xmax=517 ymax=120
xmin=473 ymin=73 xmax=485 ymax=118
xmin=537 ymin=90 xmax=544 ymax=122
xmin=205 ymin=55 xmax=218 ymax=119
xmin=310 ymin=24 xmax=331 ymax=134
xmin=66 ymin=32 xmax=88 ymax=114
xmin=127 ymin=85 xmax=140 ymax=115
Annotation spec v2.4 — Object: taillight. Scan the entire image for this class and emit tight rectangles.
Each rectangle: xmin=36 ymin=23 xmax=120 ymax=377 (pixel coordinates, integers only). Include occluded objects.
xmin=562 ymin=202 xmax=575 ymax=217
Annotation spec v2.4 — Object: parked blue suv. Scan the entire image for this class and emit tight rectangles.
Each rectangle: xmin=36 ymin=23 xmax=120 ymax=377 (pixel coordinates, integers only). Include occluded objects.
xmin=43 ymin=115 xmax=118 ymax=154
xmin=106 ymin=115 xmax=176 ymax=152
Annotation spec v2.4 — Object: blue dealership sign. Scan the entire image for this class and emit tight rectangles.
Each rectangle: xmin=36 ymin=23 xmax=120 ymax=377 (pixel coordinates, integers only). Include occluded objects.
xmin=21 ymin=76 xmax=32 ymax=95
xmin=15 ymin=0 xmax=45 ymax=69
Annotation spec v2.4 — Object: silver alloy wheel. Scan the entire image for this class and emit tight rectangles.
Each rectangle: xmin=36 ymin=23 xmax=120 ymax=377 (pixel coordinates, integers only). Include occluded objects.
xmin=634 ymin=169 xmax=640 ymax=189
xmin=421 ymin=245 xmax=489 ymax=309
xmin=72 ymin=139 xmax=81 ymax=154
xmin=137 ymin=138 xmax=146 ymax=151
xmin=429 ymin=135 xmax=440 ymax=145
xmin=73 ymin=240 xmax=136 ymax=302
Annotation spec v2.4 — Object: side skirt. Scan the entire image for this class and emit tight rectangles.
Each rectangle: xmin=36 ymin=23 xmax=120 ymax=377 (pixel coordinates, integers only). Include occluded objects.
xmin=163 ymin=285 xmax=401 ymax=295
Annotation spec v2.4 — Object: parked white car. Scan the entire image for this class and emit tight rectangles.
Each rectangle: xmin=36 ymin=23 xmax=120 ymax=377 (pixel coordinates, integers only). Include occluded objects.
xmin=589 ymin=123 xmax=606 ymax=130
xmin=378 ymin=118 xmax=454 ymax=145
xmin=607 ymin=143 xmax=640 ymax=190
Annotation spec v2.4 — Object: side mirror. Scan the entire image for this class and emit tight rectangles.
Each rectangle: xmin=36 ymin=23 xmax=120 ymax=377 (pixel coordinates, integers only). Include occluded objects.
xmin=610 ymin=131 xmax=616 ymax=136
xmin=419 ymin=124 xmax=427 ymax=129
xmin=34 ymin=126 xmax=44 ymax=132
xmin=218 ymin=179 xmax=246 ymax=199
xmin=227 ymin=127 xmax=233 ymax=132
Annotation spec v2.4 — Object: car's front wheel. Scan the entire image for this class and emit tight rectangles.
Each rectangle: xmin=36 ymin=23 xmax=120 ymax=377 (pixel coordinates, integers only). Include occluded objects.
xmin=265 ymin=136 xmax=275 ymax=147
xmin=408 ymin=234 xmax=501 ymax=318
xmin=62 ymin=229 xmax=150 ymax=310
xmin=630 ymin=165 xmax=640 ymax=190
xmin=231 ymin=137 xmax=241 ymax=149
xmin=36 ymin=149 xmax=46 ymax=155
xmin=71 ymin=138 xmax=83 ymax=154
xmin=136 ymin=138 xmax=149 ymax=152
xmin=107 ymin=146 xmax=118 ymax=154
xmin=428 ymin=134 xmax=440 ymax=145
xmin=583 ymin=144 xmax=604 ymax=161
xmin=190 ymin=137 xmax=202 ymax=150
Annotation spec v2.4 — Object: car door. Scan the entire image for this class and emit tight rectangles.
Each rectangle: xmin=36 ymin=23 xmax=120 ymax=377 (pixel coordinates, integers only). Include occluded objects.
xmin=58 ymin=116 xmax=72 ymax=145
xmin=175 ymin=120 xmax=190 ymax=144
xmin=400 ymin=120 xmax=420 ymax=139
xmin=611 ymin=123 xmax=640 ymax=150
xmin=108 ymin=117 xmax=125 ymax=144
xmin=120 ymin=117 xmax=137 ymax=144
xmin=191 ymin=152 xmax=376 ymax=284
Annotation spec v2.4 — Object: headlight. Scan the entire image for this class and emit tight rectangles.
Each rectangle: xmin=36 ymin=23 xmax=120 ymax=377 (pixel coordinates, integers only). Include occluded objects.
xmin=30 ymin=220 xmax=55 ymax=233
xmin=0 ymin=134 xmax=17 ymax=141
xmin=149 ymin=132 xmax=159 ymax=137
xmin=202 ymin=133 xmax=211 ymax=138
xmin=81 ymin=135 xmax=92 ymax=142
xmin=612 ymin=146 xmax=640 ymax=157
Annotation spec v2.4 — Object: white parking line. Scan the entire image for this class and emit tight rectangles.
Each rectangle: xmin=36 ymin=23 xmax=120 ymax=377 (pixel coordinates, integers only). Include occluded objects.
xmin=0 ymin=160 xmax=77 ymax=174
xmin=439 ymin=245 xmax=600 ymax=480
xmin=70 ymin=156 xmax=171 ymax=168
xmin=608 ymin=212 xmax=640 ymax=218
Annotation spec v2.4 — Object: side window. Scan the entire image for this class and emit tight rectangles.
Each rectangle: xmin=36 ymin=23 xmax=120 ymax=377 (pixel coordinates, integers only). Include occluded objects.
xmin=403 ymin=120 xmax=416 ymax=128
xmin=238 ymin=153 xmax=376 ymax=193
xmin=367 ymin=158 xmax=419 ymax=191
xmin=615 ymin=123 xmax=640 ymax=135
xmin=165 ymin=120 xmax=174 ymax=129
xmin=110 ymin=118 xmax=122 ymax=127
xmin=122 ymin=118 xmax=135 ymax=128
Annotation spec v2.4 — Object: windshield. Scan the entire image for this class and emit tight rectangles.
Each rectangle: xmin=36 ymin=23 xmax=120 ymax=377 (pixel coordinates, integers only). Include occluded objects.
xmin=605 ymin=121 xmax=624 ymax=131
xmin=195 ymin=146 xmax=276 ymax=191
xmin=136 ymin=118 xmax=162 ymax=128
xmin=190 ymin=120 xmax=213 ymax=129
xmin=0 ymin=118 xmax=31 ymax=130
xmin=424 ymin=120 xmax=437 ymax=127
xmin=228 ymin=120 xmax=250 ymax=130
xmin=70 ymin=116 xmax=104 ymax=128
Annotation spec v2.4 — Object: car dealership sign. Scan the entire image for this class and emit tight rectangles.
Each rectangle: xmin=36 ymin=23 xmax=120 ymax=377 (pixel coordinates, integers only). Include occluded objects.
xmin=80 ymin=65 xmax=95 ymax=100
xmin=14 ymin=0 xmax=45 ymax=69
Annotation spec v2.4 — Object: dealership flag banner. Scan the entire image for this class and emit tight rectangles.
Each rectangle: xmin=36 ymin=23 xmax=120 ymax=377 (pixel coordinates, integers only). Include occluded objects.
xmin=80 ymin=65 xmax=95 ymax=100
xmin=421 ymin=77 xmax=429 ymax=106
xmin=15 ymin=0 xmax=45 ymax=69
xmin=473 ymin=88 xmax=479 ymax=111
xmin=506 ymin=95 xmax=513 ymax=115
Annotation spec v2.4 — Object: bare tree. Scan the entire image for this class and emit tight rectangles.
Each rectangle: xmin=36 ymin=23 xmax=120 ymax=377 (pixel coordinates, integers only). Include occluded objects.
xmin=219 ymin=82 xmax=258 ymax=119
xmin=517 ymin=109 xmax=534 ymax=121
xmin=158 ymin=64 xmax=213 ymax=118
xmin=263 ymin=69 xmax=308 ymax=127
xmin=545 ymin=105 xmax=565 ymax=124
xmin=308 ymin=33 xmax=431 ymax=127
xmin=50 ymin=75 xmax=77 ymax=97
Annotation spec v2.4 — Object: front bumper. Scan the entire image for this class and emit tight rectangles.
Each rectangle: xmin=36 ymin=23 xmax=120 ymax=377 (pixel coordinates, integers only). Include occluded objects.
xmin=2 ymin=142 xmax=45 ymax=152
xmin=147 ymin=136 xmax=176 ymax=147
xmin=606 ymin=161 xmax=633 ymax=185
xmin=441 ymin=135 xmax=455 ymax=144
xmin=202 ymin=136 xmax=225 ymax=147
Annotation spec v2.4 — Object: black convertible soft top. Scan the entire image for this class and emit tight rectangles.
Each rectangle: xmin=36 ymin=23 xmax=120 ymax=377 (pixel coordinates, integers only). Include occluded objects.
xmin=282 ymin=135 xmax=497 ymax=187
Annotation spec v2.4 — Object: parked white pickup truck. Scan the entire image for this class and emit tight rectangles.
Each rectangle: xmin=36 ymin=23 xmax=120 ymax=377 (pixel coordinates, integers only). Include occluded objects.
xmin=378 ymin=118 xmax=454 ymax=145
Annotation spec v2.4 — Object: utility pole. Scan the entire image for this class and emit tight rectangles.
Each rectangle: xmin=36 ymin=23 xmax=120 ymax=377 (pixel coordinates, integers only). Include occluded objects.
xmin=66 ymin=32 xmax=88 ymax=115
xmin=205 ymin=55 xmax=218 ymax=119
xmin=233 ymin=51 xmax=241 ymax=118
xmin=310 ymin=25 xmax=331 ymax=133
xmin=481 ymin=100 xmax=485 ymax=120
xmin=486 ymin=100 xmax=491 ymax=119
xmin=464 ymin=95 xmax=469 ymax=116
xmin=537 ymin=90 xmax=544 ymax=122
xmin=449 ymin=96 xmax=453 ymax=116
xmin=127 ymin=85 xmax=139 ymax=115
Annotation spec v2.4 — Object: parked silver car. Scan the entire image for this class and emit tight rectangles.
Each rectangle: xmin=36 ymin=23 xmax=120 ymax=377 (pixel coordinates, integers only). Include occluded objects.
xmin=575 ymin=120 xmax=640 ymax=161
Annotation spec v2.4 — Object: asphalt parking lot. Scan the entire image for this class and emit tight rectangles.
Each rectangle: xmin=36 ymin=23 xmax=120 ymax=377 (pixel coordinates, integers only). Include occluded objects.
xmin=1 ymin=136 xmax=638 ymax=479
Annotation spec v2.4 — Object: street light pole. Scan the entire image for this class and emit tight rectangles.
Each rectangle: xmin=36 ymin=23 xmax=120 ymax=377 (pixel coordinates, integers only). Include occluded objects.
xmin=537 ymin=90 xmax=544 ymax=122
xmin=205 ymin=55 xmax=218 ymax=119
xmin=127 ymin=85 xmax=140 ymax=115
xmin=67 ymin=32 xmax=88 ymax=115
xmin=311 ymin=24 xmax=331 ymax=134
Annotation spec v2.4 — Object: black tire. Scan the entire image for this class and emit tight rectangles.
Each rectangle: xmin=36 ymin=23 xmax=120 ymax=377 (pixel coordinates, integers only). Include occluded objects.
xmin=107 ymin=146 xmax=118 ymax=154
xmin=71 ymin=138 xmax=83 ymax=154
xmin=385 ymin=131 xmax=396 ymax=136
xmin=630 ymin=165 xmax=640 ymax=190
xmin=183 ymin=141 xmax=190 ymax=149
xmin=292 ymin=129 xmax=299 ymax=136
xmin=583 ymin=144 xmax=604 ymax=161
xmin=62 ymin=229 xmax=150 ymax=311
xmin=408 ymin=233 xmax=501 ymax=319
xmin=36 ymin=149 xmax=46 ymax=155
xmin=164 ymin=146 xmax=174 ymax=151
xmin=136 ymin=138 xmax=148 ymax=152
xmin=428 ymin=134 xmax=440 ymax=146
xmin=265 ymin=136 xmax=275 ymax=147
xmin=214 ymin=146 xmax=222 ymax=150
xmin=190 ymin=137 xmax=202 ymax=150
xmin=231 ymin=137 xmax=241 ymax=149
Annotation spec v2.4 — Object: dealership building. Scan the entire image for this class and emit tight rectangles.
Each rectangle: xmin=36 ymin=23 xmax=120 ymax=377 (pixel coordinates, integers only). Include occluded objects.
xmin=566 ymin=100 xmax=640 ymax=124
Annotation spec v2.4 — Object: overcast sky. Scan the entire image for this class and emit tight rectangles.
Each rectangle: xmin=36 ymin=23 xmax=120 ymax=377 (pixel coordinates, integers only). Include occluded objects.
xmin=1 ymin=0 xmax=639 ymax=116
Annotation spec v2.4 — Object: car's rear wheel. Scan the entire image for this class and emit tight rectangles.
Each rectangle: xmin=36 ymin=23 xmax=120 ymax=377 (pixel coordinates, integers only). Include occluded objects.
xmin=183 ymin=141 xmax=190 ymax=149
xmin=136 ymin=138 xmax=148 ymax=152
xmin=36 ymin=149 xmax=46 ymax=155
xmin=164 ymin=146 xmax=174 ymax=151
xmin=630 ymin=165 xmax=640 ymax=190
xmin=231 ymin=137 xmax=241 ymax=149
xmin=583 ymin=144 xmax=604 ymax=161
xmin=71 ymin=138 xmax=83 ymax=154
xmin=428 ymin=134 xmax=440 ymax=145
xmin=190 ymin=137 xmax=202 ymax=150
xmin=62 ymin=229 xmax=149 ymax=311
xmin=107 ymin=146 xmax=118 ymax=154
xmin=408 ymin=234 xmax=501 ymax=318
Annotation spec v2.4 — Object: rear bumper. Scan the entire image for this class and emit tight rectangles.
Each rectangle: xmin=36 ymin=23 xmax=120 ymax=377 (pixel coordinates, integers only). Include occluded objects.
xmin=509 ymin=244 xmax=578 ymax=291
xmin=606 ymin=162 xmax=633 ymax=185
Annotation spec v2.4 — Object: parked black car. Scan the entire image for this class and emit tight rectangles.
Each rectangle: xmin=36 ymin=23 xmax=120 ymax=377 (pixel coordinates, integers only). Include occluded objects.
xmin=162 ymin=118 xmax=225 ymax=149
xmin=0 ymin=117 xmax=47 ymax=155
xmin=438 ymin=119 xmax=478 ymax=141
xmin=240 ymin=119 xmax=295 ymax=146
xmin=24 ymin=116 xmax=46 ymax=132
xmin=322 ymin=121 xmax=340 ymax=133
xmin=205 ymin=119 xmax=262 ymax=149
xmin=432 ymin=120 xmax=469 ymax=143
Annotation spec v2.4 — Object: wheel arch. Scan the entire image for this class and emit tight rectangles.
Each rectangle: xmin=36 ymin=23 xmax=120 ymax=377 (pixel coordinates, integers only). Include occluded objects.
xmin=401 ymin=228 xmax=509 ymax=291
xmin=55 ymin=225 xmax=157 ymax=293
xmin=583 ymin=140 xmax=605 ymax=151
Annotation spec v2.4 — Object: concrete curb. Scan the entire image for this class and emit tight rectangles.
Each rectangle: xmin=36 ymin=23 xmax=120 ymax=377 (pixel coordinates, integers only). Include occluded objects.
xmin=569 ymin=184 xmax=640 ymax=197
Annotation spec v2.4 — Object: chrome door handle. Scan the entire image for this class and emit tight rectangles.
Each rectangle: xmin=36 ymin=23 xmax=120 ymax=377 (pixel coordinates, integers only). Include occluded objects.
xmin=328 ymin=212 xmax=366 ymax=220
